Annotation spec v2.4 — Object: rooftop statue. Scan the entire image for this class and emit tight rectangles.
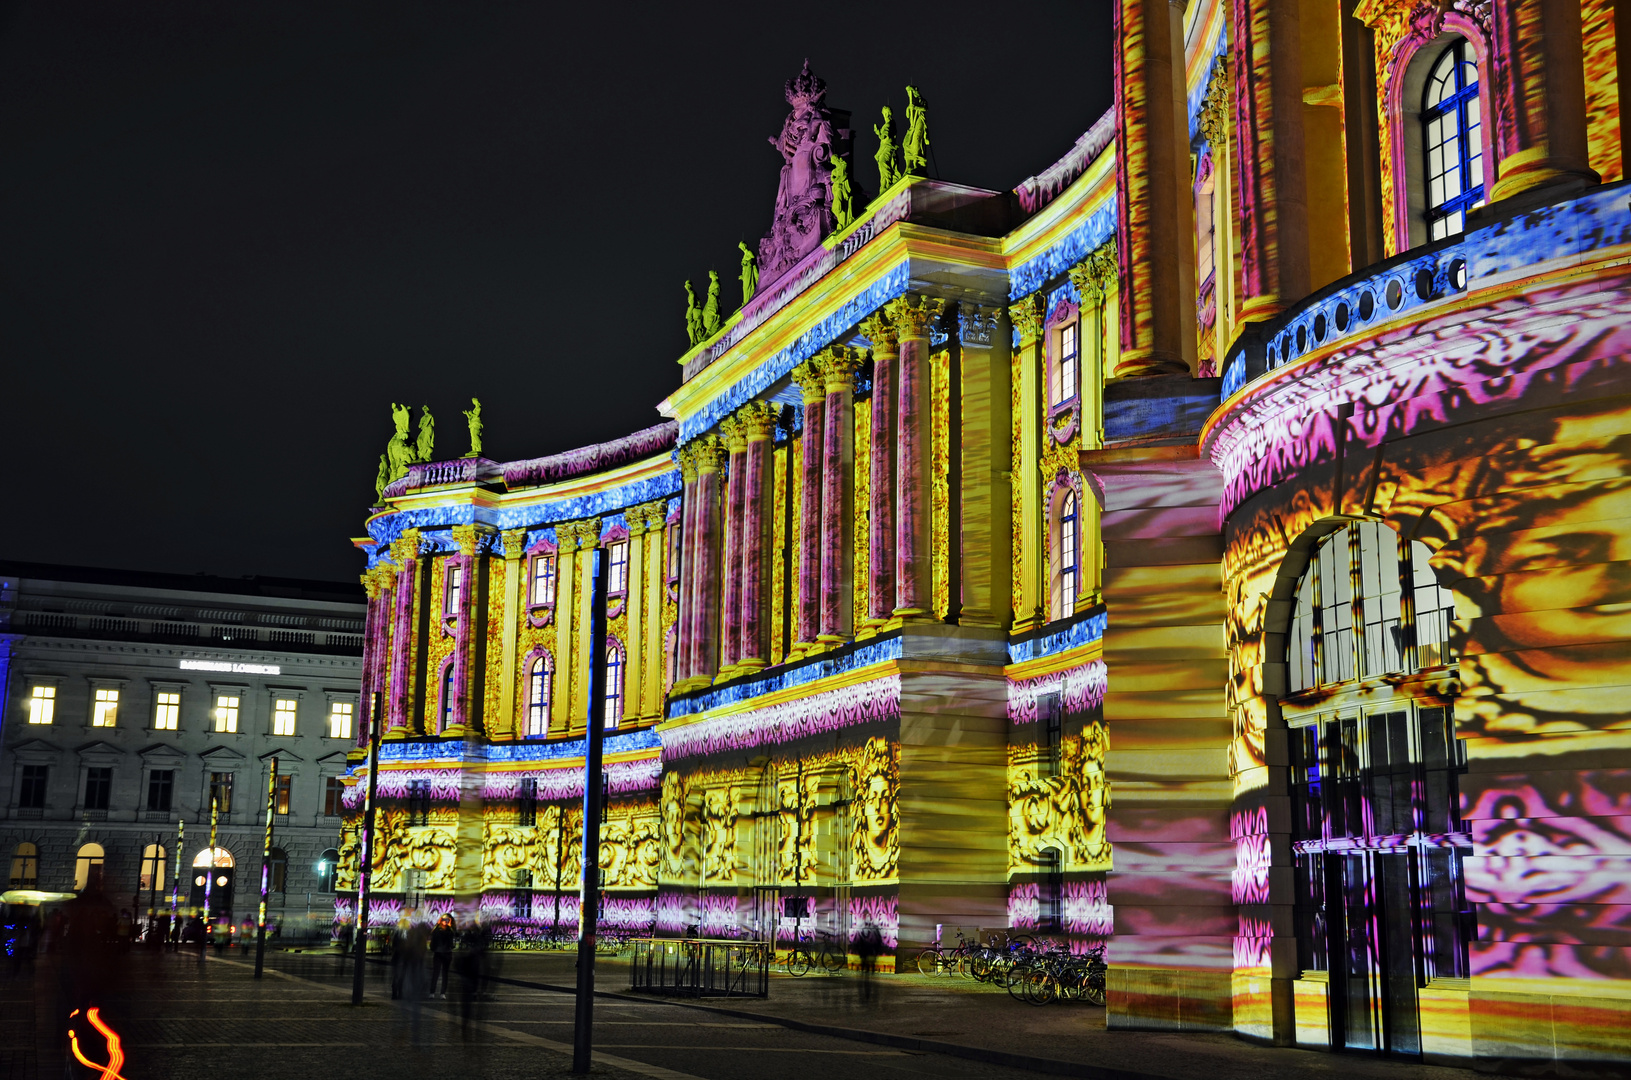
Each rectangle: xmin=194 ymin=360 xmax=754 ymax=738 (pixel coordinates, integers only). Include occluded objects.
xmin=374 ymin=453 xmax=390 ymax=502
xmin=385 ymin=402 xmax=414 ymax=481
xmin=684 ymin=281 xmax=703 ymax=346
xmin=831 ymin=155 xmax=854 ymax=230
xmin=903 ymin=85 xmax=929 ymax=176
xmin=874 ymin=106 xmax=900 ymax=192
xmin=737 ymin=241 xmax=758 ymax=307
xmin=416 ymin=405 xmax=435 ymax=463
xmin=702 ymin=270 xmax=723 ymax=338
xmin=463 ymin=397 xmax=483 ymax=457
xmin=757 ymin=60 xmax=837 ymax=286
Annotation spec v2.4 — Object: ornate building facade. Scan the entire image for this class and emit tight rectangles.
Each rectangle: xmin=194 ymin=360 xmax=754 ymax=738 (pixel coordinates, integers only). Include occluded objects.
xmin=344 ymin=3 xmax=1630 ymax=1068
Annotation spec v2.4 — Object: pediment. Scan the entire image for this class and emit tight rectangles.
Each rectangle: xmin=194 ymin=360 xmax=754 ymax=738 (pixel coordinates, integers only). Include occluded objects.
xmin=258 ymin=748 xmax=304 ymax=765
xmin=199 ymin=744 xmax=248 ymax=765
xmin=9 ymin=738 xmax=60 ymax=762
xmin=139 ymin=743 xmax=187 ymax=764
xmin=317 ymin=750 xmax=355 ymax=768
xmin=75 ymin=740 xmax=125 ymax=761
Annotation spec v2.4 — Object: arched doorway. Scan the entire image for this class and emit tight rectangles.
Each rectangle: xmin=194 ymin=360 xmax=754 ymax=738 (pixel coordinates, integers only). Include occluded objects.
xmin=1279 ymin=520 xmax=1469 ymax=1055
xmin=191 ymin=846 xmax=237 ymax=916
xmin=74 ymin=843 xmax=105 ymax=892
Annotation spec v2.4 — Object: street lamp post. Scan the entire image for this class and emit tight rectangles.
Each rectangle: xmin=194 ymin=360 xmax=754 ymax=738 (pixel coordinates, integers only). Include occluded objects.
xmin=202 ymin=795 xmax=218 ymax=963
xmin=352 ymin=692 xmax=382 ymax=1005
xmin=255 ymin=757 xmax=279 ymax=978
xmin=572 ymin=547 xmax=609 ymax=1074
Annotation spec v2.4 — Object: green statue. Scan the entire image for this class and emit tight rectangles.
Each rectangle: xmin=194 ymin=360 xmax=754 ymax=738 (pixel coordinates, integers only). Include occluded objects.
xmin=463 ymin=397 xmax=483 ymax=457
xmin=386 ymin=402 xmax=414 ymax=480
xmin=904 ymin=85 xmax=929 ymax=176
xmin=874 ymin=106 xmax=900 ymax=192
xmin=374 ymin=453 xmax=390 ymax=501
xmin=737 ymin=241 xmax=758 ymax=306
xmin=831 ymin=155 xmax=854 ymax=229
xmin=702 ymin=270 xmax=723 ymax=338
xmin=684 ymin=281 xmax=703 ymax=346
xmin=416 ymin=405 xmax=435 ymax=463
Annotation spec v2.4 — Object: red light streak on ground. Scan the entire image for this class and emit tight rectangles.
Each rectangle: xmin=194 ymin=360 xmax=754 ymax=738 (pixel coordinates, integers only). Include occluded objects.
xmin=67 ymin=1007 xmax=129 ymax=1080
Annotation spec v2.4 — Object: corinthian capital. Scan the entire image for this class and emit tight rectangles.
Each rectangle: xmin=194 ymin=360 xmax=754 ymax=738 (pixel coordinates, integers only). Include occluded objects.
xmin=736 ymin=399 xmax=777 ymax=441
xmin=791 ymin=360 xmax=826 ymax=403
xmin=821 ymin=345 xmax=865 ymax=393
xmin=887 ymin=293 xmax=944 ymax=340
xmin=693 ymin=434 xmax=728 ymax=473
xmin=859 ymin=309 xmax=899 ymax=353
xmin=720 ymin=414 xmax=747 ymax=453
xmin=1068 ymin=238 xmax=1119 ymax=305
xmin=1008 ymin=294 xmax=1047 ymax=342
xmin=678 ymin=443 xmax=700 ymax=485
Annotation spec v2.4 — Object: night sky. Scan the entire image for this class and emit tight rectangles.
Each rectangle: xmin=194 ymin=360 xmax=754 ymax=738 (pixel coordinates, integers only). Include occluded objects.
xmin=0 ymin=1 xmax=1113 ymax=584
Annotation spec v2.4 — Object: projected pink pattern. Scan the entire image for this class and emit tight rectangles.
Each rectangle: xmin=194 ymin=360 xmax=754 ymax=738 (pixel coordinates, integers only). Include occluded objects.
xmin=1007 ymin=658 xmax=1108 ymax=723
xmin=849 ymin=894 xmax=899 ymax=949
xmin=480 ymin=758 xmax=661 ymax=801
xmin=1230 ymin=806 xmax=1272 ymax=905
xmin=660 ymin=674 xmax=900 ymax=761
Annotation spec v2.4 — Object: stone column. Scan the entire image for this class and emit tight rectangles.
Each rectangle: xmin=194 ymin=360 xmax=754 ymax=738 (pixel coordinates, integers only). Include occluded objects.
xmin=1488 ymin=0 xmax=1597 ymax=204
xmin=1010 ymin=296 xmax=1046 ymax=633
xmin=889 ymin=294 xmax=943 ymax=619
xmin=791 ymin=361 xmax=827 ymax=652
xmin=860 ymin=310 xmax=899 ymax=627
xmin=1226 ymin=0 xmax=1309 ymax=323
xmin=737 ymin=401 xmax=777 ymax=670
xmin=643 ymin=506 xmax=669 ymax=716
xmin=719 ymin=416 xmax=747 ymax=677
xmin=575 ymin=519 xmax=602 ymax=727
xmin=385 ymin=529 xmax=422 ymax=740
xmin=357 ymin=565 xmax=393 ymax=751
xmin=444 ymin=524 xmax=493 ymax=739
xmin=690 ymin=437 xmax=728 ymax=686
xmin=953 ymin=303 xmax=1012 ymax=629
xmin=819 ymin=346 xmax=863 ymax=641
xmin=675 ymin=447 xmax=699 ymax=686
xmin=496 ymin=528 xmax=527 ymax=740
xmin=552 ymin=522 xmax=581 ymax=732
xmin=624 ymin=508 xmax=648 ymax=722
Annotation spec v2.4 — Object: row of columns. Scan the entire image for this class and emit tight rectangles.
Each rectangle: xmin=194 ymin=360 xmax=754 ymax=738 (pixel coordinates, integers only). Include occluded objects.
xmin=673 ymin=292 xmax=945 ymax=692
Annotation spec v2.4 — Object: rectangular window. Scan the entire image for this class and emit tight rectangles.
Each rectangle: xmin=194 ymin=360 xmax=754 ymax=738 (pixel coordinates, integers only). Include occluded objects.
xmin=519 ymin=777 xmax=537 ymax=826
xmin=272 ymin=698 xmax=298 ymax=736
xmin=19 ymin=765 xmax=48 ymax=809
xmin=446 ymin=562 xmax=462 ymax=614
xmin=328 ymin=701 xmax=353 ymax=739
xmin=275 ymin=775 xmax=292 ymax=816
xmin=214 ymin=694 xmax=240 ymax=733
xmin=147 ymin=769 xmax=175 ymax=812
xmin=608 ymin=541 xmax=629 ymax=594
xmin=209 ymin=772 xmax=234 ymax=815
xmin=407 ymin=778 xmax=430 ymax=826
xmin=27 ymin=685 xmax=55 ymax=725
xmin=1051 ymin=324 xmax=1078 ymax=407
xmin=512 ymin=869 xmax=533 ymax=918
xmin=532 ymin=554 xmax=557 ymax=606
xmin=84 ymin=767 xmax=112 ymax=811
xmin=154 ymin=691 xmax=181 ymax=731
xmin=324 ymin=776 xmax=345 ymax=817
xmin=92 ymin=688 xmax=119 ymax=727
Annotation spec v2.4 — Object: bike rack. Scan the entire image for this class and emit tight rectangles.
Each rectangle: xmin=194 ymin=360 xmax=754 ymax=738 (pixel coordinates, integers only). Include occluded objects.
xmin=629 ymin=937 xmax=770 ymax=998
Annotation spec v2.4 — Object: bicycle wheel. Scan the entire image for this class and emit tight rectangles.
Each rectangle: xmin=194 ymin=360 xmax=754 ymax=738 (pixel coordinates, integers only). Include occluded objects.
xmin=1005 ymin=961 xmax=1032 ymax=1000
xmin=1022 ymin=968 xmax=1056 ymax=1006
xmin=1084 ymin=976 xmax=1106 ymax=1006
xmin=787 ymin=949 xmax=812 ymax=977
xmin=969 ymin=950 xmax=994 ymax=982
xmin=915 ymin=948 xmax=943 ymax=977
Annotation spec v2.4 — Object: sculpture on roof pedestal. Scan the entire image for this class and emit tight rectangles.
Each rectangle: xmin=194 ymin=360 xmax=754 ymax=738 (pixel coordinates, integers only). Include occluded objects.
xmin=758 ymin=60 xmax=838 ymax=289
xmin=702 ymin=270 xmax=723 ymax=338
xmin=416 ymin=405 xmax=435 ymax=463
xmin=463 ymin=397 xmax=483 ymax=458
xmin=737 ymin=242 xmax=758 ymax=307
xmin=684 ymin=280 xmax=703 ymax=346
xmin=831 ymin=155 xmax=854 ymax=230
xmin=374 ymin=453 xmax=390 ymax=501
xmin=903 ymin=85 xmax=929 ymax=176
xmin=874 ymin=106 xmax=900 ymax=191
xmin=385 ymin=402 xmax=415 ymax=481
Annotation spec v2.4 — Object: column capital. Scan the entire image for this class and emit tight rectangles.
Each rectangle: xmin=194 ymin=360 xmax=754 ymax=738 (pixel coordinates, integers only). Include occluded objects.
xmin=791 ymin=361 xmax=827 ymax=403
xmin=1068 ymin=238 xmax=1119 ymax=304
xmin=720 ymin=413 xmax=748 ymax=454
xmin=450 ymin=523 xmax=495 ymax=557
xmin=821 ymin=345 xmax=865 ymax=393
xmin=859 ymin=309 xmax=899 ymax=352
xmin=557 ymin=518 xmax=601 ymax=554
xmin=1197 ymin=55 xmax=1231 ymax=148
xmin=694 ymin=434 xmax=728 ymax=473
xmin=886 ymin=293 xmax=944 ymax=340
xmin=1009 ymin=293 xmax=1047 ymax=342
xmin=735 ymin=399 xmax=777 ymax=441
xmin=678 ymin=443 xmax=700 ymax=484
xmin=626 ymin=499 xmax=669 ymax=536
xmin=389 ymin=528 xmax=424 ymax=566
xmin=500 ymin=527 xmax=528 ymax=560
xmin=955 ymin=302 xmax=1002 ymax=348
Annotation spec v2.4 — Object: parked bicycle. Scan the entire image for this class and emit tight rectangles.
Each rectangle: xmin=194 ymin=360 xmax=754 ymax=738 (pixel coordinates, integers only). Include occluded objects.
xmin=1000 ymin=940 xmax=1107 ymax=1006
xmin=785 ymin=929 xmax=845 ymax=976
xmin=914 ymin=929 xmax=978 ymax=977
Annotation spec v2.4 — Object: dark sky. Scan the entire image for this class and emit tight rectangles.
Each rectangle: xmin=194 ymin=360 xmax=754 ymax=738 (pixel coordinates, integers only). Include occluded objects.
xmin=0 ymin=0 xmax=1113 ymax=585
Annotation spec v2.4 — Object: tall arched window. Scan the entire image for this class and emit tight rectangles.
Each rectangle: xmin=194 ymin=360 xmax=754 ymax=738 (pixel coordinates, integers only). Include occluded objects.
xmin=604 ymin=639 xmax=625 ymax=729
xmin=140 ymin=844 xmax=167 ymax=892
xmin=316 ymin=847 xmax=340 ymax=893
xmin=440 ymin=663 xmax=456 ymax=731
xmin=74 ymin=843 xmax=105 ymax=892
xmin=1053 ymin=492 xmax=1079 ymax=622
xmin=9 ymin=842 xmax=38 ymax=888
xmin=526 ymin=653 xmax=553 ymax=737
xmin=268 ymin=847 xmax=288 ymax=893
xmin=1422 ymin=38 xmax=1483 ymax=240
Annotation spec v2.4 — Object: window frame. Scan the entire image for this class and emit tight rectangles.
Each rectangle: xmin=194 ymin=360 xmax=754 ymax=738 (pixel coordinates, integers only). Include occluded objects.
xmin=208 ymin=771 xmax=235 ymax=816
xmin=91 ymin=686 xmax=120 ymax=728
xmin=1054 ymin=491 xmax=1080 ymax=622
xmin=274 ymin=774 xmax=292 ymax=817
xmin=525 ymin=651 xmax=554 ymax=738
xmin=152 ymin=687 xmax=183 ymax=732
xmin=27 ymin=684 xmax=56 ymax=726
xmin=1420 ymin=37 xmax=1484 ymax=241
xmin=604 ymin=637 xmax=626 ymax=729
xmin=272 ymin=698 xmax=299 ymax=737
xmin=147 ymin=768 xmax=176 ymax=813
xmin=327 ymin=699 xmax=355 ymax=740
xmin=439 ymin=661 xmax=456 ymax=732
xmin=10 ymin=842 xmax=40 ymax=888
xmin=213 ymin=692 xmax=242 ymax=734
xmin=83 ymin=766 xmax=113 ymax=812
xmin=18 ymin=764 xmax=48 ymax=810
xmin=531 ymin=551 xmax=557 ymax=608
xmin=444 ymin=558 xmax=463 ymax=618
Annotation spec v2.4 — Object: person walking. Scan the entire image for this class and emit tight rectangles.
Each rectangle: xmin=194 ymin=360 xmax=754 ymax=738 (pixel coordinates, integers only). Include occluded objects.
xmin=389 ymin=918 xmax=410 ymax=999
xmin=430 ymin=914 xmax=455 ymax=999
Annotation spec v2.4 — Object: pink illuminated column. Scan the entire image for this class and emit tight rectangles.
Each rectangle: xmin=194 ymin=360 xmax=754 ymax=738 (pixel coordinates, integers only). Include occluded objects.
xmin=890 ymin=295 xmax=942 ymax=618
xmin=356 ymin=565 xmax=392 ymax=750
xmin=820 ymin=346 xmax=862 ymax=642
xmin=861 ymin=311 xmax=898 ymax=626
xmin=446 ymin=524 xmax=488 ymax=737
xmin=386 ymin=529 xmax=422 ymax=738
xmin=675 ymin=446 xmax=699 ymax=686
xmin=737 ymin=401 xmax=777 ymax=670
xmin=1488 ymin=0 xmax=1596 ymax=203
xmin=687 ymin=435 xmax=728 ymax=685
xmin=791 ymin=360 xmax=826 ymax=651
xmin=719 ymin=417 xmax=747 ymax=675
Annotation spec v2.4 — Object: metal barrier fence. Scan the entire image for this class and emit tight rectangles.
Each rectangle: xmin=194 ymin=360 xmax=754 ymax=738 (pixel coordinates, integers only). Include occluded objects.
xmin=629 ymin=938 xmax=770 ymax=998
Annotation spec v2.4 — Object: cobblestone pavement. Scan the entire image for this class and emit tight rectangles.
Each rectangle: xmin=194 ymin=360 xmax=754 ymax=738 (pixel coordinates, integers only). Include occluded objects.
xmin=3 ymin=947 xmax=1067 ymax=1080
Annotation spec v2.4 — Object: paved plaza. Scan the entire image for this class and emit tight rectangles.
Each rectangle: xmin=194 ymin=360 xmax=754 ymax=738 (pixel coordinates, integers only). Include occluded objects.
xmin=2 ymin=946 xmax=1532 ymax=1080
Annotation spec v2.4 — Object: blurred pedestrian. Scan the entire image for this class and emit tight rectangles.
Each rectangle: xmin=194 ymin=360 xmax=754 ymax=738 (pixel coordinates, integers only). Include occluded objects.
xmin=430 ymin=914 xmax=455 ymax=999
xmin=390 ymin=918 xmax=410 ymax=999
xmin=855 ymin=922 xmax=883 ymax=1003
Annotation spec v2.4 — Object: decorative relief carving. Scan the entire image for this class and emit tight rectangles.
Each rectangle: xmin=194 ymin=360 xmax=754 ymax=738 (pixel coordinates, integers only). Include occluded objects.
xmin=957 ymin=303 xmax=1001 ymax=347
xmin=1008 ymin=293 xmax=1047 ymax=342
xmin=886 ymin=293 xmax=944 ymax=340
xmin=1198 ymin=55 xmax=1232 ymax=149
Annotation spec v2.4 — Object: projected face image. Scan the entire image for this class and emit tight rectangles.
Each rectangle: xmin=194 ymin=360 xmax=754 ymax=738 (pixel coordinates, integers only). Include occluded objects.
xmin=661 ymin=771 xmax=686 ymax=877
xmin=852 ymin=737 xmax=899 ymax=881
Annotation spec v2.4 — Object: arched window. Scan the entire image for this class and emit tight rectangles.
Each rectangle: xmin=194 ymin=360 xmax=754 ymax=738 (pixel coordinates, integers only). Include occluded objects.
xmin=1422 ymin=38 xmax=1483 ymax=240
xmin=74 ymin=843 xmax=105 ymax=892
xmin=440 ymin=662 xmax=456 ymax=731
xmin=1287 ymin=521 xmax=1456 ymax=692
xmin=526 ymin=653 xmax=553 ymax=737
xmin=140 ymin=844 xmax=167 ymax=892
xmin=268 ymin=847 xmax=288 ymax=893
xmin=9 ymin=842 xmax=38 ymax=888
xmin=316 ymin=848 xmax=340 ymax=893
xmin=605 ymin=638 xmax=625 ymax=729
xmin=193 ymin=846 xmax=235 ymax=868
xmin=1053 ymin=492 xmax=1079 ymax=622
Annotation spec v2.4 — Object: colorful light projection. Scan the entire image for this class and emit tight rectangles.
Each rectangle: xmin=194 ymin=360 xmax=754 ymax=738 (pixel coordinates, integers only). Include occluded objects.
xmin=1007 ymin=723 xmax=1112 ymax=875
